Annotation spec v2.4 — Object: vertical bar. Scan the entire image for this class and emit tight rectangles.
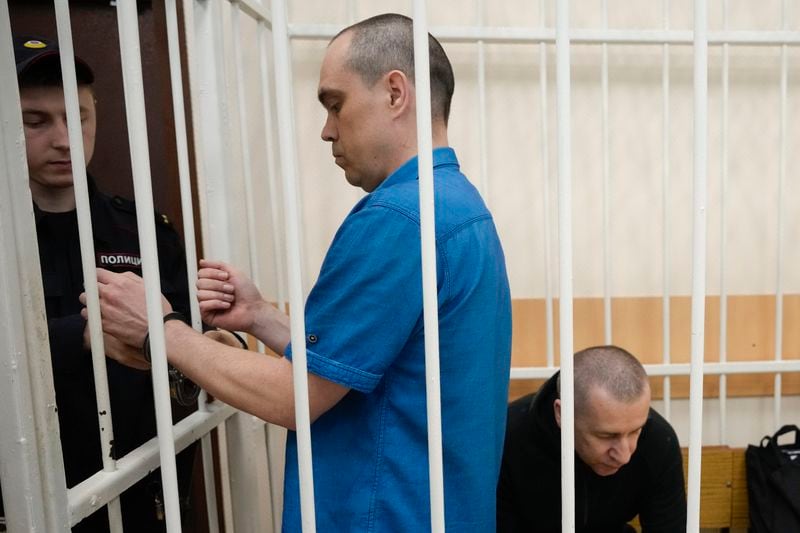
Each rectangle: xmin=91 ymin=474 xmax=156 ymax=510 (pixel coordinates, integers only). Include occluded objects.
xmin=411 ymin=3 xmax=446 ymax=531
xmin=718 ymin=0 xmax=729 ymax=444
xmin=0 ymin=8 xmax=70 ymax=530
xmin=165 ymin=0 xmax=202 ymax=334
xmin=163 ymin=0 xmax=221 ymax=529
xmin=232 ymin=4 xmax=261 ymax=290
xmin=661 ymin=0 xmax=672 ymax=422
xmin=256 ymin=22 xmax=290 ymax=528
xmin=686 ymin=0 xmax=708 ymax=531
xmin=271 ymin=1 xmax=317 ymax=530
xmin=115 ymin=1 xmax=182 ymax=530
xmin=215 ymin=425 xmax=235 ymax=532
xmin=184 ymin=0 xmax=236 ymax=527
xmin=476 ymin=0 xmax=490 ymax=202
xmin=223 ymin=6 xmax=275 ymax=532
xmin=257 ymin=21 xmax=289 ymax=315
xmin=555 ymin=0 xmax=576 ymax=531
xmin=200 ymin=433 xmax=220 ymax=532
xmin=51 ymin=2 xmax=124 ymax=529
xmin=539 ymin=0 xmax=555 ymax=369
xmin=257 ymin=19 xmax=290 ymax=529
xmin=773 ymin=0 xmax=788 ymax=428
xmin=601 ymin=0 xmax=612 ymax=345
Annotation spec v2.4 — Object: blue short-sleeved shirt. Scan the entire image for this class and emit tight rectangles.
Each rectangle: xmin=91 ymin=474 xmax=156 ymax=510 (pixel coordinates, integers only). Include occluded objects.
xmin=283 ymin=148 xmax=512 ymax=532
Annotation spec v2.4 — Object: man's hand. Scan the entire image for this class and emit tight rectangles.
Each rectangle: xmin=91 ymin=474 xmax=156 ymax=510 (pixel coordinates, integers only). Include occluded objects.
xmin=80 ymin=269 xmax=172 ymax=348
xmin=197 ymin=259 xmax=266 ymax=333
xmin=82 ymin=323 xmax=151 ymax=371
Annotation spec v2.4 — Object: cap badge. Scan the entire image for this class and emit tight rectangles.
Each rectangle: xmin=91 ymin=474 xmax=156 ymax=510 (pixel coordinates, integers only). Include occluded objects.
xmin=24 ymin=40 xmax=47 ymax=49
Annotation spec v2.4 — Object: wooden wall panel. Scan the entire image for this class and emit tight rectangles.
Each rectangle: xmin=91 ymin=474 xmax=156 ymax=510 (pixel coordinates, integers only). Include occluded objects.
xmin=510 ymin=295 xmax=800 ymax=400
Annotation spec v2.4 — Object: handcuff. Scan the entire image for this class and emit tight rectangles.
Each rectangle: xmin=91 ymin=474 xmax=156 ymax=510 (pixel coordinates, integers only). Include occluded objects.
xmin=142 ymin=312 xmax=249 ymax=406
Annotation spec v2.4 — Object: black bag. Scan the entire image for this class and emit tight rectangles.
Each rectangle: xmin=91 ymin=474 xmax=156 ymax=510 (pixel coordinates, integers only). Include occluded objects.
xmin=746 ymin=424 xmax=800 ymax=533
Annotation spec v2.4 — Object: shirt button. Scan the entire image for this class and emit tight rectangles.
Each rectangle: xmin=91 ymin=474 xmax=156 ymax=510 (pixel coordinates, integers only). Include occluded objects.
xmin=307 ymin=334 xmax=318 ymax=344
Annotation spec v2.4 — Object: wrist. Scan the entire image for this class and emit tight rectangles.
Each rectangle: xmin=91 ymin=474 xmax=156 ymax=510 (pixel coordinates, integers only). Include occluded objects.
xmin=142 ymin=311 xmax=190 ymax=363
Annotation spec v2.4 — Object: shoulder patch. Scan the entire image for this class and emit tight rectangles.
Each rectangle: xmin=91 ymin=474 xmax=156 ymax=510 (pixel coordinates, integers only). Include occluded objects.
xmin=112 ymin=196 xmax=173 ymax=228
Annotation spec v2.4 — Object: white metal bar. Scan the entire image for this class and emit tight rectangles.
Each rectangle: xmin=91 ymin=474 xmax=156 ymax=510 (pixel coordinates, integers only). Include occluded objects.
xmin=555 ymin=0 xmax=576 ymax=531
xmin=163 ymin=0 xmax=221 ymax=529
xmin=115 ymin=1 xmax=182 ymax=530
xmin=217 ymin=6 xmax=275 ymax=532
xmin=69 ymin=402 xmax=236 ymax=525
xmin=412 ymin=3 xmax=446 ymax=531
xmin=661 ymin=0 xmax=672 ymax=422
xmin=193 ymin=0 xmax=236 ymax=261
xmin=175 ymin=3 xmax=219 ymax=531
xmin=773 ymin=0 xmax=788 ymax=429
xmin=476 ymin=1 xmax=489 ymax=202
xmin=215 ymin=424 xmax=235 ymax=533
xmin=289 ymin=24 xmax=800 ymax=46
xmin=255 ymin=21 xmax=289 ymax=530
xmin=185 ymin=0 xmax=237 ymax=528
xmin=511 ymin=359 xmax=800 ymax=379
xmin=539 ymin=0 xmax=554 ymax=368
xmin=0 ymin=6 xmax=70 ymax=529
xmin=199 ymin=433 xmax=221 ymax=533
xmin=601 ymin=0 xmax=612 ymax=345
xmin=164 ymin=0 xmax=203 ymax=335
xmin=271 ymin=0 xmax=317 ymax=530
xmin=52 ymin=2 xmax=124 ymax=529
xmin=232 ymin=3 xmax=264 ymax=303
xmin=719 ymin=0 xmax=730 ymax=444
xmin=257 ymin=21 xmax=288 ymax=315
xmin=687 ymin=0 xmax=708 ymax=530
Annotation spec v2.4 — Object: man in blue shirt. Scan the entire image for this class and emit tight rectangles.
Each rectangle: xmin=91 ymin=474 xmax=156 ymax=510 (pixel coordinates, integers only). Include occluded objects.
xmin=90 ymin=13 xmax=512 ymax=531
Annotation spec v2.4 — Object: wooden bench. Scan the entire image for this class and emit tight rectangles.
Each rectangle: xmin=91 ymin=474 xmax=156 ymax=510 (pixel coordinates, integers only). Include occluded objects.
xmin=630 ymin=446 xmax=749 ymax=531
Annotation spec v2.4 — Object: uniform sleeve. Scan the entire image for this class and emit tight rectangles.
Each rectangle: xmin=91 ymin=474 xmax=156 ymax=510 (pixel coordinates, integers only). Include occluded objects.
xmin=639 ymin=419 xmax=687 ymax=533
xmin=156 ymin=223 xmax=191 ymax=317
xmin=285 ymin=205 xmax=428 ymax=393
xmin=48 ymin=314 xmax=91 ymax=373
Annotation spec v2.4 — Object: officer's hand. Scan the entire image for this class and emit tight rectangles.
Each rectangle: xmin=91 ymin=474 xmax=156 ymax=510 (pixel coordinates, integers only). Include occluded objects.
xmin=80 ymin=269 xmax=172 ymax=348
xmin=197 ymin=259 xmax=265 ymax=333
xmin=82 ymin=323 xmax=151 ymax=371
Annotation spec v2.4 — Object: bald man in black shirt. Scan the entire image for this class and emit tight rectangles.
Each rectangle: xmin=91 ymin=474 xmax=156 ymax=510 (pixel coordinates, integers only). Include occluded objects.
xmin=497 ymin=345 xmax=686 ymax=533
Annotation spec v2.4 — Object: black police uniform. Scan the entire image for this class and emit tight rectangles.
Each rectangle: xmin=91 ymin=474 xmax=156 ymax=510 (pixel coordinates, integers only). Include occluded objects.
xmin=1 ymin=176 xmax=196 ymax=532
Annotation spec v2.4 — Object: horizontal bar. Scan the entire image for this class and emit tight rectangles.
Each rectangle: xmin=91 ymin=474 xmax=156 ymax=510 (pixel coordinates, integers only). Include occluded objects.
xmin=68 ymin=402 xmax=237 ymax=526
xmin=229 ymin=0 xmax=272 ymax=26
xmin=511 ymin=359 xmax=800 ymax=379
xmin=290 ymin=24 xmax=800 ymax=46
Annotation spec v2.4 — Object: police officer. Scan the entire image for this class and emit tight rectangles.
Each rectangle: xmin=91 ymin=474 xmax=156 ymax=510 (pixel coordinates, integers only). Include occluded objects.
xmin=1 ymin=35 xmax=196 ymax=532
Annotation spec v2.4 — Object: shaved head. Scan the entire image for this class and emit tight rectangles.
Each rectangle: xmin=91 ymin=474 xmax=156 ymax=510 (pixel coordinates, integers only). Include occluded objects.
xmin=331 ymin=13 xmax=455 ymax=124
xmin=558 ymin=345 xmax=649 ymax=415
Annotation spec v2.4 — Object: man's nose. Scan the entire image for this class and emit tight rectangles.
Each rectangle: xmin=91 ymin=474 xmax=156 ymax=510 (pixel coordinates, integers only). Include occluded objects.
xmin=611 ymin=437 xmax=635 ymax=465
xmin=320 ymin=115 xmax=336 ymax=142
xmin=51 ymin=118 xmax=71 ymax=150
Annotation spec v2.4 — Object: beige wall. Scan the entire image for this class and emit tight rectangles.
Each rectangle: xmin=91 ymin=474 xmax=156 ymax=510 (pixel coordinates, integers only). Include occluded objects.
xmin=219 ymin=0 xmax=799 ymax=446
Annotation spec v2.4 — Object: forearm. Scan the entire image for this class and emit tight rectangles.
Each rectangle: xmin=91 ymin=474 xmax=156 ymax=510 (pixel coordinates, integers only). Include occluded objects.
xmin=164 ymin=320 xmax=297 ymax=427
xmin=248 ymin=300 xmax=291 ymax=355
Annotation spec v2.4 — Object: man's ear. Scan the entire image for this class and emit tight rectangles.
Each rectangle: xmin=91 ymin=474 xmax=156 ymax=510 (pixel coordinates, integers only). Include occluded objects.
xmin=385 ymin=69 xmax=411 ymax=116
xmin=553 ymin=398 xmax=561 ymax=428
